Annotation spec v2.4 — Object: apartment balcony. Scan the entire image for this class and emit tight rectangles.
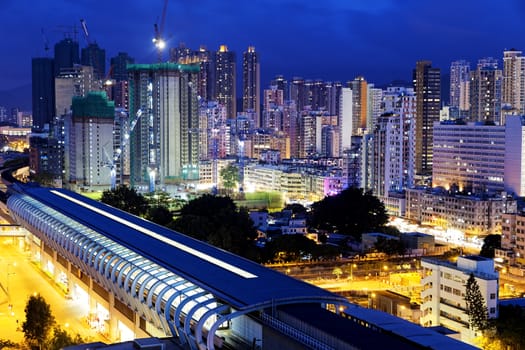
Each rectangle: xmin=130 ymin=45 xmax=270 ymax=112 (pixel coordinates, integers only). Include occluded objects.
xmin=421 ymin=285 xmax=434 ymax=299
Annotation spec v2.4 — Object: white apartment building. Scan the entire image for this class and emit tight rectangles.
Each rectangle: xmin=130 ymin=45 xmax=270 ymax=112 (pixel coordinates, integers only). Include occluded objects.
xmin=421 ymin=256 xmax=498 ymax=344
xmin=433 ymin=121 xmax=506 ymax=194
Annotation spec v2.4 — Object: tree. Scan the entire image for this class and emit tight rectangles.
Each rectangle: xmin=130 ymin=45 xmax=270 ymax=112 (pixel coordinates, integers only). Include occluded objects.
xmin=170 ymin=195 xmax=257 ymax=259
xmin=220 ymin=164 xmax=239 ymax=193
xmin=283 ymin=203 xmax=307 ymax=216
xmin=332 ymin=267 xmax=343 ymax=279
xmin=30 ymin=172 xmax=58 ymax=187
xmin=310 ymin=187 xmax=389 ymax=240
xmin=22 ymin=294 xmax=55 ymax=349
xmin=262 ymin=234 xmax=318 ymax=263
xmin=48 ymin=326 xmax=84 ymax=350
xmin=144 ymin=190 xmax=173 ymax=209
xmin=0 ymin=339 xmax=17 ymax=349
xmin=480 ymin=234 xmax=501 ymax=259
xmin=464 ymin=273 xmax=489 ymax=332
xmin=146 ymin=205 xmax=173 ymax=226
xmin=489 ymin=304 xmax=525 ymax=349
xmin=100 ymin=185 xmax=148 ymax=216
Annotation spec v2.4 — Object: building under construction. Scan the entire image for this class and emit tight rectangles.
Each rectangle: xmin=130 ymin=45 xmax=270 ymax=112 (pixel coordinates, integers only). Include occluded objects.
xmin=127 ymin=63 xmax=200 ymax=191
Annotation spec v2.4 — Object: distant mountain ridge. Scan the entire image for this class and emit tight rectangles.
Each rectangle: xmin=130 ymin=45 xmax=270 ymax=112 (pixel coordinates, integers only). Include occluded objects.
xmin=0 ymin=84 xmax=31 ymax=111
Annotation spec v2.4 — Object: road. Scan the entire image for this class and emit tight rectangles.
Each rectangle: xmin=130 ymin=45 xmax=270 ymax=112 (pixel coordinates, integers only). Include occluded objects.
xmin=0 ymin=236 xmax=106 ymax=343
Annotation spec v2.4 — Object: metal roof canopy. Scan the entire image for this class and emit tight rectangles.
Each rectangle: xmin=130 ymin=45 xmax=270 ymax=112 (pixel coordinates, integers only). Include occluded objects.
xmin=12 ymin=186 xmax=347 ymax=310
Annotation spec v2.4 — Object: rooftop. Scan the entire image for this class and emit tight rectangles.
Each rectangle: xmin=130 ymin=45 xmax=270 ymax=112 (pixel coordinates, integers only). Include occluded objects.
xmin=19 ymin=186 xmax=347 ymax=310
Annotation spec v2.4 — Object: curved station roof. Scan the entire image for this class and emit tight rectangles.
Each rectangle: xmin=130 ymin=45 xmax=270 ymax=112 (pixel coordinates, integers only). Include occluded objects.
xmin=7 ymin=184 xmax=348 ymax=349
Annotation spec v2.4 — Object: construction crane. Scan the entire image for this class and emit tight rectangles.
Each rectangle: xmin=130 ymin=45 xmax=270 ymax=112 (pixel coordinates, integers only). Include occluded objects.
xmin=103 ymin=109 xmax=143 ymax=190
xmin=152 ymin=0 xmax=169 ymax=62
xmin=80 ymin=19 xmax=92 ymax=45
xmin=40 ymin=28 xmax=50 ymax=55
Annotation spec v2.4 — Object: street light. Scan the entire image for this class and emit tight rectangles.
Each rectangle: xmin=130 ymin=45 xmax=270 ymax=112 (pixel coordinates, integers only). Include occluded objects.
xmin=6 ymin=262 xmax=16 ymax=302
xmin=350 ymin=263 xmax=357 ymax=280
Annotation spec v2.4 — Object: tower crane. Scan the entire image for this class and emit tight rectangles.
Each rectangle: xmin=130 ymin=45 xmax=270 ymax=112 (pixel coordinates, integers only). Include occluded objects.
xmin=80 ymin=19 xmax=92 ymax=45
xmin=103 ymin=108 xmax=143 ymax=190
xmin=152 ymin=0 xmax=169 ymax=62
xmin=40 ymin=28 xmax=50 ymax=55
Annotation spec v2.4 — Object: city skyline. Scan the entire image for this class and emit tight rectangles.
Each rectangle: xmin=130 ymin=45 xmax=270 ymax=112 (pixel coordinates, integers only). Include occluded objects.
xmin=1 ymin=0 xmax=525 ymax=109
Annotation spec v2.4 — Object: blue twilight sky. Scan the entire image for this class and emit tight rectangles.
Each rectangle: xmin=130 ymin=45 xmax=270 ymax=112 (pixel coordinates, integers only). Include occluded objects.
xmin=1 ymin=0 xmax=525 ymax=109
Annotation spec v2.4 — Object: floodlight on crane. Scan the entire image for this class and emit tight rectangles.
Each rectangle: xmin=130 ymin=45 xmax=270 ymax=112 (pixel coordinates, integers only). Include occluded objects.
xmin=153 ymin=0 xmax=169 ymax=62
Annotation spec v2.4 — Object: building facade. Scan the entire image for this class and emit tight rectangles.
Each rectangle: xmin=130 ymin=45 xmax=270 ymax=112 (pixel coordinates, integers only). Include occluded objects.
xmin=413 ymin=61 xmax=441 ymax=176
xmin=450 ymin=60 xmax=471 ymax=118
xmin=31 ymin=57 xmax=55 ymax=131
xmin=406 ymin=188 xmax=516 ymax=237
xmin=242 ymin=46 xmax=260 ymax=121
xmin=432 ymin=120 xmax=506 ymax=194
xmin=81 ymin=43 xmax=106 ymax=80
xmin=64 ymin=92 xmax=115 ymax=191
xmin=504 ymin=115 xmax=525 ymax=197
xmin=214 ymin=45 xmax=236 ymax=118
xmin=421 ymin=256 xmax=499 ymax=343
xmin=469 ymin=58 xmax=502 ymax=124
xmin=502 ymin=49 xmax=525 ymax=117
xmin=127 ymin=63 xmax=200 ymax=189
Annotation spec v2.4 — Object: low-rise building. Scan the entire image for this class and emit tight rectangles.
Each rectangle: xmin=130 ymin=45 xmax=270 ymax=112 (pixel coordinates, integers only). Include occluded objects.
xmin=421 ymin=256 xmax=499 ymax=344
xmin=406 ymin=187 xmax=516 ymax=237
xmin=501 ymin=212 xmax=525 ymax=264
xmin=361 ymin=232 xmax=399 ymax=252
xmin=401 ymin=232 xmax=435 ymax=254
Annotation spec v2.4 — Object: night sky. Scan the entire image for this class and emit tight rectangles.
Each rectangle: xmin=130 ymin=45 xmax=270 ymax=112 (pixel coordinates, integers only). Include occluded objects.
xmin=1 ymin=0 xmax=525 ymax=109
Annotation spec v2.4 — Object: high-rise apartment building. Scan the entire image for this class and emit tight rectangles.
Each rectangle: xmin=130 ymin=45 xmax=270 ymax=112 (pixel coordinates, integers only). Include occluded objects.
xmin=339 ymin=87 xmax=353 ymax=153
xmin=326 ymin=81 xmax=343 ymax=117
xmin=505 ymin=115 xmax=525 ymax=197
xmin=169 ymin=42 xmax=193 ymax=63
xmin=283 ymin=100 xmax=299 ymax=158
xmin=372 ymin=111 xmax=414 ymax=198
xmin=450 ymin=60 xmax=470 ymax=118
xmin=469 ymin=58 xmax=502 ymax=124
xmin=413 ymin=60 xmax=441 ymax=176
xmin=170 ymin=43 xmax=213 ymax=101
xmin=195 ymin=46 xmax=213 ymax=103
xmin=502 ymin=49 xmax=525 ymax=117
xmin=110 ymin=52 xmax=134 ymax=81
xmin=214 ymin=45 xmax=236 ymax=118
xmin=433 ymin=120 xmax=505 ymax=194
xmin=263 ymin=86 xmax=284 ymax=112
xmin=54 ymin=38 xmax=80 ymax=76
xmin=290 ymin=77 xmax=308 ymax=112
xmin=31 ymin=57 xmax=55 ymax=131
xmin=109 ymin=52 xmax=134 ymax=110
xmin=55 ymin=65 xmax=97 ymax=117
xmin=242 ymin=46 xmax=260 ymax=121
xmin=64 ymin=91 xmax=115 ymax=191
xmin=367 ymin=85 xmax=383 ymax=131
xmin=81 ymin=43 xmax=106 ymax=80
xmin=128 ymin=63 xmax=200 ymax=188
xmin=271 ymin=75 xmax=288 ymax=100
xmin=348 ymin=76 xmax=368 ymax=135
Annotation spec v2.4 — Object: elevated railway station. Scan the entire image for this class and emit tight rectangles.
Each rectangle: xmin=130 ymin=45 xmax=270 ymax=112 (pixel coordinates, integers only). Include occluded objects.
xmin=4 ymin=182 xmax=476 ymax=349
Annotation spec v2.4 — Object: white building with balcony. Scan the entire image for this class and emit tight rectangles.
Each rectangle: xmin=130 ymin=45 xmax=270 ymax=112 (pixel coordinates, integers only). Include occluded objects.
xmin=420 ymin=256 xmax=498 ymax=344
